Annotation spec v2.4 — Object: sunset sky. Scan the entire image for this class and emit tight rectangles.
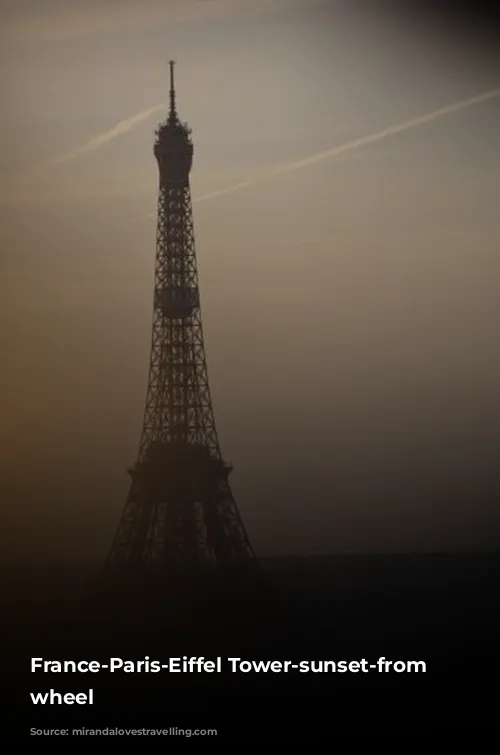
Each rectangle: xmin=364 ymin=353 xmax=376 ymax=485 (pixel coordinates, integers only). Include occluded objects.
xmin=1 ymin=0 xmax=499 ymax=562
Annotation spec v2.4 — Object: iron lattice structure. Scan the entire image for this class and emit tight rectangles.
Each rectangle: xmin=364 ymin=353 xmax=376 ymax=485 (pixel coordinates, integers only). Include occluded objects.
xmin=104 ymin=63 xmax=256 ymax=575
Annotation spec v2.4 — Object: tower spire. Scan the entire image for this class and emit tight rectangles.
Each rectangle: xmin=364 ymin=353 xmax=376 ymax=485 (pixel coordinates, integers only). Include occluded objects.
xmin=168 ymin=60 xmax=177 ymax=122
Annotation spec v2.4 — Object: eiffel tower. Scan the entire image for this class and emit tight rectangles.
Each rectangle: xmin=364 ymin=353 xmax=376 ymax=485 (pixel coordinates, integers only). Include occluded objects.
xmin=104 ymin=62 xmax=257 ymax=577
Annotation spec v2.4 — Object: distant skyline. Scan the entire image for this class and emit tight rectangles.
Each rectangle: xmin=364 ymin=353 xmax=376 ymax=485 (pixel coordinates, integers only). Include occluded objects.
xmin=1 ymin=0 xmax=500 ymax=562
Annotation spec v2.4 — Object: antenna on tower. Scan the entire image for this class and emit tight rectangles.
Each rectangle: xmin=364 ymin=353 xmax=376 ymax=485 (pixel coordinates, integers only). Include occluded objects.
xmin=168 ymin=60 xmax=177 ymax=122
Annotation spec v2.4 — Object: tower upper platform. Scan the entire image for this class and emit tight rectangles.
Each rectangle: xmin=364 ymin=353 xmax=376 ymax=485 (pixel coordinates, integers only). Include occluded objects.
xmin=154 ymin=61 xmax=193 ymax=185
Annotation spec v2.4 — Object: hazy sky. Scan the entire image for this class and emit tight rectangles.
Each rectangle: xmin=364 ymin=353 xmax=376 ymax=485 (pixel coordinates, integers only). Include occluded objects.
xmin=1 ymin=0 xmax=500 ymax=562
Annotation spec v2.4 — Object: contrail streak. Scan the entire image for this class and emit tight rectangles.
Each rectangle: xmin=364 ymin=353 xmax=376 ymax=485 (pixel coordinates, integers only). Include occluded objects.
xmin=191 ymin=86 xmax=500 ymax=205
xmin=132 ymin=85 xmax=500 ymax=223
xmin=49 ymin=103 xmax=166 ymax=165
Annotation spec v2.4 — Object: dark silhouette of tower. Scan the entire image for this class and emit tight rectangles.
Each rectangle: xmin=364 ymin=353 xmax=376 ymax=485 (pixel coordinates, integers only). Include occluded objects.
xmin=104 ymin=62 xmax=256 ymax=576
